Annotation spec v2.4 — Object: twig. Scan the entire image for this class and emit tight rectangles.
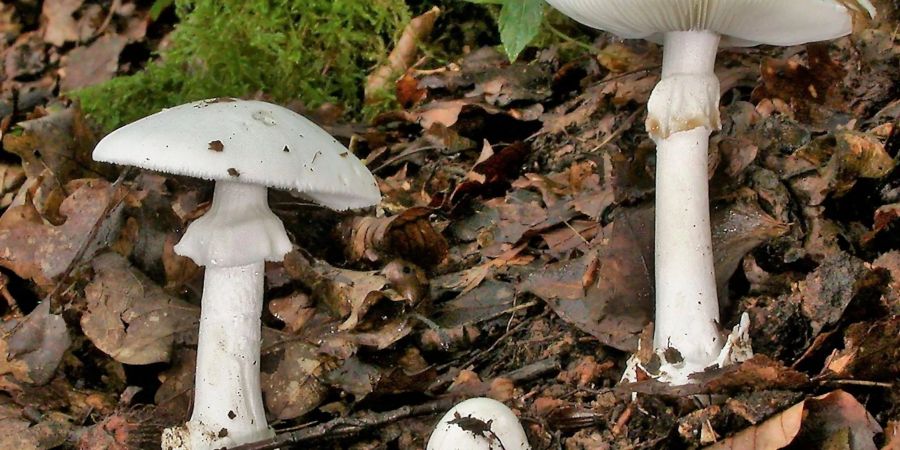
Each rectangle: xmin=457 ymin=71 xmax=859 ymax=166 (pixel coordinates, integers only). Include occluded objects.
xmin=229 ymin=397 xmax=458 ymax=450
xmin=818 ymin=379 xmax=894 ymax=389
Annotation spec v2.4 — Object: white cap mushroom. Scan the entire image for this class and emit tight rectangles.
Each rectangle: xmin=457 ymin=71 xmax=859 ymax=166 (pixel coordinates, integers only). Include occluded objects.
xmin=544 ymin=0 xmax=875 ymax=383
xmin=427 ymin=398 xmax=530 ymax=450
xmin=92 ymin=98 xmax=381 ymax=449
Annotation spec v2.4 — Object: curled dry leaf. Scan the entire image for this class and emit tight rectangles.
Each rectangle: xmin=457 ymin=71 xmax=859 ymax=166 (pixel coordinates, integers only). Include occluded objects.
xmin=82 ymin=252 xmax=199 ymax=365
xmin=0 ymin=301 xmax=70 ymax=385
xmin=0 ymin=179 xmax=126 ymax=288
xmin=282 ymin=250 xmax=419 ymax=347
xmin=705 ymin=390 xmax=882 ymax=450
xmin=339 ymin=207 xmax=448 ymax=267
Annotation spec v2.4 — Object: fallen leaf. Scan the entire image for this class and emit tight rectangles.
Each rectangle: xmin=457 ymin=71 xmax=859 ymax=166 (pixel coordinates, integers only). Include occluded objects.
xmin=705 ymin=390 xmax=882 ymax=450
xmin=260 ymin=337 xmax=331 ymax=420
xmin=0 ymin=179 xmax=125 ymax=287
xmin=0 ymin=301 xmax=70 ymax=385
xmin=822 ymin=316 xmax=900 ymax=380
xmin=0 ymin=401 xmax=72 ymax=449
xmin=339 ymin=207 xmax=448 ymax=267
xmin=59 ymin=34 xmax=127 ymax=91
xmin=82 ymin=252 xmax=199 ymax=365
xmin=40 ymin=0 xmax=84 ymax=46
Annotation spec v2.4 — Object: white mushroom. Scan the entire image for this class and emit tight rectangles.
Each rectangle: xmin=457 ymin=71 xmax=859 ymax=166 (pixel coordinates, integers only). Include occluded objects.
xmin=427 ymin=398 xmax=530 ymax=450
xmin=92 ymin=98 xmax=381 ymax=449
xmin=543 ymin=0 xmax=875 ymax=384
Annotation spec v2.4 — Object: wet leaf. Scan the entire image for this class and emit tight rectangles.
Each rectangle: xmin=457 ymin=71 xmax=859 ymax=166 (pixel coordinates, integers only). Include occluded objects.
xmin=82 ymin=252 xmax=199 ymax=365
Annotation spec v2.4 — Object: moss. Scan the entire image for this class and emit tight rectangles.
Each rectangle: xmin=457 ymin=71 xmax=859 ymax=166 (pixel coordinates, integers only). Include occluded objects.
xmin=73 ymin=0 xmax=410 ymax=130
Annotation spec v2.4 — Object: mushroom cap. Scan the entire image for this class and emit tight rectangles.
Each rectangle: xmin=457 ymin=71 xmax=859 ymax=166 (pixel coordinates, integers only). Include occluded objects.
xmin=544 ymin=0 xmax=875 ymax=47
xmin=427 ymin=398 xmax=530 ymax=450
xmin=93 ymin=98 xmax=380 ymax=211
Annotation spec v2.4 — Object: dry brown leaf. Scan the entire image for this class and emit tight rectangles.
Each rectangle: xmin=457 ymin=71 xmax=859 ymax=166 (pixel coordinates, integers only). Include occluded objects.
xmin=268 ymin=292 xmax=315 ymax=334
xmin=0 ymin=163 xmax=26 ymax=209
xmin=2 ymin=102 xmax=102 ymax=183
xmin=82 ymin=252 xmax=199 ymax=365
xmin=40 ymin=0 xmax=84 ymax=46
xmin=59 ymin=33 xmax=127 ymax=91
xmin=0 ymin=302 xmax=70 ymax=385
xmin=705 ymin=390 xmax=882 ymax=450
xmin=260 ymin=337 xmax=331 ymax=420
xmin=822 ymin=316 xmax=900 ymax=380
xmin=0 ymin=179 xmax=125 ymax=287
xmin=0 ymin=401 xmax=72 ymax=450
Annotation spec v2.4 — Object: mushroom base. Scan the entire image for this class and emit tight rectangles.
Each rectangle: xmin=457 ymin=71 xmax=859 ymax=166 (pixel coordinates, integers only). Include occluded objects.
xmin=622 ymin=313 xmax=753 ymax=385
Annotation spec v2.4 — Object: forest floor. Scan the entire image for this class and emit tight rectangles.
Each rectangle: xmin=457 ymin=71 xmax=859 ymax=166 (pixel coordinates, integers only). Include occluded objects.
xmin=0 ymin=1 xmax=899 ymax=449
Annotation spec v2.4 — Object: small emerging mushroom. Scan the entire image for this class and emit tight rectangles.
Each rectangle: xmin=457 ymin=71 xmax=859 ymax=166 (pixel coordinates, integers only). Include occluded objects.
xmin=427 ymin=398 xmax=530 ymax=450
xmin=92 ymin=98 xmax=380 ymax=449
xmin=543 ymin=0 xmax=875 ymax=383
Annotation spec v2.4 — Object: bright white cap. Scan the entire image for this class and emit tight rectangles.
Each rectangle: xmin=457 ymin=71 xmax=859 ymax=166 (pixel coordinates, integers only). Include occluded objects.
xmin=545 ymin=0 xmax=875 ymax=47
xmin=427 ymin=398 xmax=530 ymax=450
xmin=92 ymin=98 xmax=381 ymax=210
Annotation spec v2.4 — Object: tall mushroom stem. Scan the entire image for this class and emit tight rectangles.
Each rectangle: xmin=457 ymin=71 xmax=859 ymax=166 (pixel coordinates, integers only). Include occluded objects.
xmin=648 ymin=31 xmax=726 ymax=381
xmin=185 ymin=262 xmax=272 ymax=447
xmin=163 ymin=181 xmax=289 ymax=449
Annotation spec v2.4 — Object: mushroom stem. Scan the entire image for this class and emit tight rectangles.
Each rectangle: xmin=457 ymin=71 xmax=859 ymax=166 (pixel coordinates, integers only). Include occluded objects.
xmin=648 ymin=30 xmax=724 ymax=379
xmin=189 ymin=262 xmax=271 ymax=446
xmin=164 ymin=181 xmax=286 ymax=449
xmin=654 ymin=127 xmax=721 ymax=370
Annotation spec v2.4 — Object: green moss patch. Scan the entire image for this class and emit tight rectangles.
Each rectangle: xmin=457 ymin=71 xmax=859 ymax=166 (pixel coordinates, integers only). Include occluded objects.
xmin=73 ymin=0 xmax=409 ymax=130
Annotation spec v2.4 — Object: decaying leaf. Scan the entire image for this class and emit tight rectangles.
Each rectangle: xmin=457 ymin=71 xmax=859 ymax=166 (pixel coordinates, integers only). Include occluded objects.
xmin=705 ymin=390 xmax=882 ymax=450
xmin=0 ymin=401 xmax=72 ymax=450
xmin=822 ymin=316 xmax=900 ymax=380
xmin=0 ymin=179 xmax=125 ymax=287
xmin=339 ymin=207 xmax=448 ymax=267
xmin=268 ymin=292 xmax=316 ymax=334
xmin=0 ymin=301 xmax=70 ymax=385
xmin=260 ymin=336 xmax=331 ymax=420
xmin=522 ymin=206 xmax=653 ymax=352
xmin=82 ymin=252 xmax=198 ymax=365
xmin=59 ymin=33 xmax=127 ymax=91
xmin=2 ymin=102 xmax=100 ymax=183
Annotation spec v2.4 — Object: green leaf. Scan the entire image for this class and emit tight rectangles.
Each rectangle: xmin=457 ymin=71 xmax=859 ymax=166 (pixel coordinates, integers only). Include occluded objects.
xmin=498 ymin=0 xmax=543 ymax=62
